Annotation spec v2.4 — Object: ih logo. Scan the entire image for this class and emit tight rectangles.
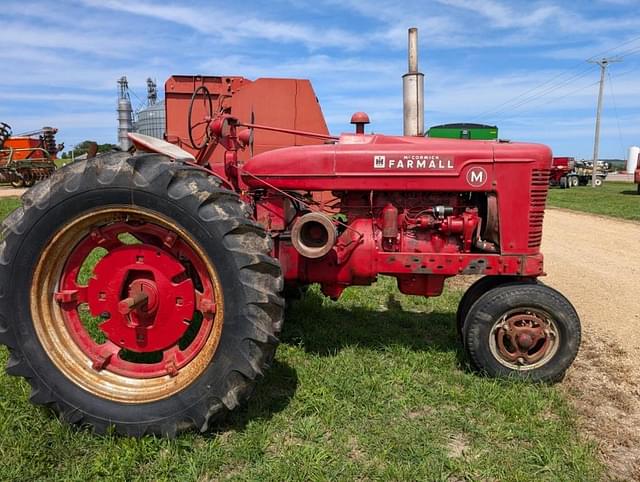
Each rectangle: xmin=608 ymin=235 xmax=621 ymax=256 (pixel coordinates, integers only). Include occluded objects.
xmin=374 ymin=155 xmax=385 ymax=169
xmin=466 ymin=167 xmax=488 ymax=187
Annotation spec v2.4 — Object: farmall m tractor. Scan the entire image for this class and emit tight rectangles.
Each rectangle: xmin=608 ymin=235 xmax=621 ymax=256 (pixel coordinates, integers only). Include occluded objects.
xmin=0 ymin=30 xmax=580 ymax=436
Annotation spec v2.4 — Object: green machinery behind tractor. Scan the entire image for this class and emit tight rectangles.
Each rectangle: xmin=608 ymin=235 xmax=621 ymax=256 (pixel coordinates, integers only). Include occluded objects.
xmin=426 ymin=123 xmax=498 ymax=140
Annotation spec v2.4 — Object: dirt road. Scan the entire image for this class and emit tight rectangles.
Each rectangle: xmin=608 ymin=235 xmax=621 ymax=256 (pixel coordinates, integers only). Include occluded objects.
xmin=0 ymin=187 xmax=25 ymax=198
xmin=542 ymin=208 xmax=640 ymax=480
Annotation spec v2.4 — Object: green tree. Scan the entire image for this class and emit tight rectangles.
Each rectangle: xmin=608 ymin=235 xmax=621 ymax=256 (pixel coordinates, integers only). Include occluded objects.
xmin=61 ymin=141 xmax=117 ymax=159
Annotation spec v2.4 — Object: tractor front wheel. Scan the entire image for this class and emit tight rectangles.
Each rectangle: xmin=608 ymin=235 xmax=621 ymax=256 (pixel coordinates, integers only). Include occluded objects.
xmin=456 ymin=276 xmax=536 ymax=343
xmin=0 ymin=153 xmax=283 ymax=436
xmin=462 ymin=283 xmax=580 ymax=382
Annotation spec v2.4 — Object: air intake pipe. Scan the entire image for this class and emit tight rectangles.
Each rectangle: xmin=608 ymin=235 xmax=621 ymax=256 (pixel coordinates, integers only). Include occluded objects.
xmin=403 ymin=27 xmax=425 ymax=136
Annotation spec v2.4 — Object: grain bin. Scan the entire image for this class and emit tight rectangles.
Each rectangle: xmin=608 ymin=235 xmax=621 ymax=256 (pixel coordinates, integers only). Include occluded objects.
xmin=626 ymin=146 xmax=639 ymax=173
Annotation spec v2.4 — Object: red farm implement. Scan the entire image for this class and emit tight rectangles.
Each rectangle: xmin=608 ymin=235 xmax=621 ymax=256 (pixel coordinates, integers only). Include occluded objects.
xmin=0 ymin=123 xmax=59 ymax=187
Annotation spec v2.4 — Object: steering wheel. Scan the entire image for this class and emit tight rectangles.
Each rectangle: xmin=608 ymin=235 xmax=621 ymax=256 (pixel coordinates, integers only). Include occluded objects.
xmin=187 ymin=86 xmax=213 ymax=150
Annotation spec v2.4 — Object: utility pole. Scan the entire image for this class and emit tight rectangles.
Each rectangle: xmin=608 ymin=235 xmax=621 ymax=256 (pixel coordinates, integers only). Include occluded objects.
xmin=588 ymin=57 xmax=621 ymax=187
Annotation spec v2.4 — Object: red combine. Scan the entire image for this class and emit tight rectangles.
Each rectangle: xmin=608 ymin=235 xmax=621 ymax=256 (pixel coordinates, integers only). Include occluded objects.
xmin=0 ymin=30 xmax=580 ymax=437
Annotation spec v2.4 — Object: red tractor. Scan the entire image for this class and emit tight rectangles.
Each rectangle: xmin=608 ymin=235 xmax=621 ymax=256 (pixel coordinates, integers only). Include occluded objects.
xmin=0 ymin=34 xmax=580 ymax=437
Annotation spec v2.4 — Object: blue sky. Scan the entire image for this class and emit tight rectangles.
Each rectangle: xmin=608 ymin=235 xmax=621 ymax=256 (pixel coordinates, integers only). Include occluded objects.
xmin=1 ymin=0 xmax=639 ymax=159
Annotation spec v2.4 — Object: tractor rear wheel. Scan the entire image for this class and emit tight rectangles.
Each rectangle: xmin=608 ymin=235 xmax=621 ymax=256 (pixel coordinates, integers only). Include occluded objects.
xmin=462 ymin=283 xmax=580 ymax=382
xmin=0 ymin=153 xmax=284 ymax=436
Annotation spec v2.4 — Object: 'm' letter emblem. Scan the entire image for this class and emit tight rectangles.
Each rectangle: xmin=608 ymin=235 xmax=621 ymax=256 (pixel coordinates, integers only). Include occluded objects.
xmin=466 ymin=167 xmax=488 ymax=187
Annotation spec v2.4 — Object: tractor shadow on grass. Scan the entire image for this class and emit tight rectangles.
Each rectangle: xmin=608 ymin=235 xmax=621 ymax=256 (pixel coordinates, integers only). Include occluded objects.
xmin=208 ymin=359 xmax=299 ymax=435
xmin=620 ymin=189 xmax=639 ymax=195
xmin=281 ymin=290 xmax=467 ymax=366
xmin=211 ymin=289 xmax=468 ymax=434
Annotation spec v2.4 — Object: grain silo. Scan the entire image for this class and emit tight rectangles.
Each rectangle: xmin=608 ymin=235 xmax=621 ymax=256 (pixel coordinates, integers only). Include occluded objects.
xmin=135 ymin=78 xmax=166 ymax=140
xmin=117 ymin=76 xmax=133 ymax=150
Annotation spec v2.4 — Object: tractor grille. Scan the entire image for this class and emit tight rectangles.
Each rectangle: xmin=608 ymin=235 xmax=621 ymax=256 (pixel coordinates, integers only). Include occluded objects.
xmin=528 ymin=169 xmax=550 ymax=248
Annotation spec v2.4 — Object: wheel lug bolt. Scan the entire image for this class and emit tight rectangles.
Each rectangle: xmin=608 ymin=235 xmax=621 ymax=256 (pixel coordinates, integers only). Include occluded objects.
xmin=200 ymin=298 xmax=216 ymax=316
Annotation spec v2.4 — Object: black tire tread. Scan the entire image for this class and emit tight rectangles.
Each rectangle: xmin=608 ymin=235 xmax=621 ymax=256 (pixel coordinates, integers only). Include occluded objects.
xmin=463 ymin=283 xmax=580 ymax=383
xmin=456 ymin=276 xmax=536 ymax=340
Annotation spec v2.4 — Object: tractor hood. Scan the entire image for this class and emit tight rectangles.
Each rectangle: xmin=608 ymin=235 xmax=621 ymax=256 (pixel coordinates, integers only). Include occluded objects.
xmin=242 ymin=133 xmax=552 ymax=192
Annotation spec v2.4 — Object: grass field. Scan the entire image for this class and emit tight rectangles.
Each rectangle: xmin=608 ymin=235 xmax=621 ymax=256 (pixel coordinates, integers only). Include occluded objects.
xmin=0 ymin=196 xmax=602 ymax=481
xmin=547 ymin=181 xmax=640 ymax=221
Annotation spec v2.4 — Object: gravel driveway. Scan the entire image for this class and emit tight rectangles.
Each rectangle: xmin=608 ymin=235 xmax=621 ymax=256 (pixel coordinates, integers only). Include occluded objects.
xmin=543 ymin=208 xmax=640 ymax=481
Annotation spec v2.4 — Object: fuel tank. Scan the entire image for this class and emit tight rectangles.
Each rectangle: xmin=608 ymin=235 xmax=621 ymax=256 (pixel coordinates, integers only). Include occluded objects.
xmin=242 ymin=134 xmax=552 ymax=192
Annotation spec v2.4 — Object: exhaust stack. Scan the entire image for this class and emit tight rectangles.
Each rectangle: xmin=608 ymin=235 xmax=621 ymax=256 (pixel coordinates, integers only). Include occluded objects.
xmin=402 ymin=28 xmax=424 ymax=136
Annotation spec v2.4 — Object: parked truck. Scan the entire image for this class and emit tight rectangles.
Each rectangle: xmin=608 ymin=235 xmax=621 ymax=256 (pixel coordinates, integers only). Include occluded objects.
xmin=551 ymin=156 xmax=608 ymax=188
xmin=550 ymin=156 xmax=573 ymax=189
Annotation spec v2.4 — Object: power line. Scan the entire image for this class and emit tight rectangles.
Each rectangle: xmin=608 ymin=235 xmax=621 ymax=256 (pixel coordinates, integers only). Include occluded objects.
xmin=486 ymin=55 xmax=635 ymax=124
xmin=586 ymin=33 xmax=640 ymax=61
xmin=472 ymin=35 xmax=640 ymax=121
xmin=615 ymin=45 xmax=640 ymax=60
xmin=483 ymin=67 xmax=594 ymax=119
xmin=490 ymin=80 xmax=599 ymax=123
xmin=610 ymin=65 xmax=640 ymax=78
xmin=471 ymin=67 xmax=592 ymax=121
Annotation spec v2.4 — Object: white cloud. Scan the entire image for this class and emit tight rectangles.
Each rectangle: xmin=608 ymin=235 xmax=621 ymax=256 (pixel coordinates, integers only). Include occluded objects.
xmin=435 ymin=0 xmax=559 ymax=29
xmin=0 ymin=92 xmax=113 ymax=105
xmin=0 ymin=23 xmax=139 ymax=58
xmin=77 ymin=0 xmax=366 ymax=50
xmin=0 ymin=0 xmax=636 ymax=158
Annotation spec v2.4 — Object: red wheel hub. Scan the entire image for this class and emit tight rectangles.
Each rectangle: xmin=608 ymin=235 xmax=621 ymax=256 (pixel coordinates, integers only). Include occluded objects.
xmin=55 ymin=220 xmax=219 ymax=379
xmin=87 ymin=244 xmax=195 ymax=353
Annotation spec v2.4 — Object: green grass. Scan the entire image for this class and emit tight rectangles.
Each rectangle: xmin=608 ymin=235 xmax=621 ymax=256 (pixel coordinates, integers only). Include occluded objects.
xmin=0 ymin=197 xmax=21 ymax=219
xmin=547 ymin=181 xmax=640 ymax=221
xmin=0 ymin=198 xmax=602 ymax=481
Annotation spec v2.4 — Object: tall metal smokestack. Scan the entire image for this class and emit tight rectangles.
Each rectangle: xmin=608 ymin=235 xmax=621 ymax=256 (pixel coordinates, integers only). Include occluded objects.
xmin=117 ymin=76 xmax=133 ymax=151
xmin=403 ymin=27 xmax=425 ymax=136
